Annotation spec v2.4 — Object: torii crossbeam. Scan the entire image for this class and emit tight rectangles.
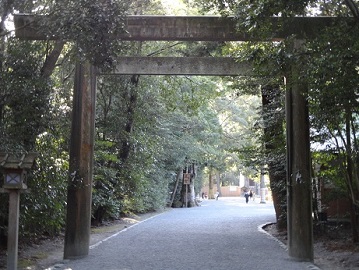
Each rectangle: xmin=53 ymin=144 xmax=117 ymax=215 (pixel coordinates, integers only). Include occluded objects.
xmin=14 ymin=14 xmax=349 ymax=41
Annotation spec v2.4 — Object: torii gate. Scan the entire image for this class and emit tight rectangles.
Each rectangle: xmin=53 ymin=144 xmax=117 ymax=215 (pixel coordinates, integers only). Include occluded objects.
xmin=14 ymin=14 xmax=350 ymax=262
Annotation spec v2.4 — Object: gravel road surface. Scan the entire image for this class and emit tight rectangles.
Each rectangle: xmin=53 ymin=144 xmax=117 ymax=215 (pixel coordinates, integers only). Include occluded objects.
xmin=49 ymin=197 xmax=320 ymax=270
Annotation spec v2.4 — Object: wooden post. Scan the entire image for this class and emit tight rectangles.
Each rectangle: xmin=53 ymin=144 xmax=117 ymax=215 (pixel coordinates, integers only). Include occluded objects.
xmin=7 ymin=190 xmax=20 ymax=270
xmin=64 ymin=61 xmax=96 ymax=259
xmin=185 ymin=184 xmax=188 ymax=208
xmin=286 ymin=39 xmax=313 ymax=261
xmin=260 ymin=169 xmax=266 ymax=204
xmin=169 ymin=170 xmax=182 ymax=207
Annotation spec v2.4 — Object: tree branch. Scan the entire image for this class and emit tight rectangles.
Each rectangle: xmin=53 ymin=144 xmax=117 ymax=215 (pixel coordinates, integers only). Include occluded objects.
xmin=40 ymin=40 xmax=65 ymax=78
xmin=344 ymin=0 xmax=359 ymax=18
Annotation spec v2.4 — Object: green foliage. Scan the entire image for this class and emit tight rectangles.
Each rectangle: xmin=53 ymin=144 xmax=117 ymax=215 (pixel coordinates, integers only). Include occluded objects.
xmin=47 ymin=0 xmax=129 ymax=68
xmin=0 ymin=38 xmax=52 ymax=149
xmin=20 ymin=132 xmax=68 ymax=238
xmin=0 ymin=22 xmax=71 ymax=241
xmin=307 ymin=20 xmax=359 ymax=216
xmin=194 ymin=0 xmax=352 ymax=18
xmin=94 ymin=74 xmax=171 ymax=216
xmin=94 ymin=69 xmax=230 ymax=216
xmin=92 ymin=140 xmax=122 ymax=223
xmin=312 ymin=152 xmax=348 ymax=193
xmin=308 ymin=21 xmax=359 ymax=133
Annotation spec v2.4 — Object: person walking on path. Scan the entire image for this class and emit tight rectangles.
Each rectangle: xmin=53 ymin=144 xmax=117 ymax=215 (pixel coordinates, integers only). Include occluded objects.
xmin=244 ymin=191 xmax=250 ymax=203
xmin=249 ymin=190 xmax=253 ymax=201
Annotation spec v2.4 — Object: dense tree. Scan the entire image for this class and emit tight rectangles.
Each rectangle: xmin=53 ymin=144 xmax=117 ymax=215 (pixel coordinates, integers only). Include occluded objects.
xmin=0 ymin=0 xmax=72 ymax=243
xmin=307 ymin=21 xmax=359 ymax=241
xmin=261 ymin=85 xmax=287 ymax=229
xmin=0 ymin=0 xmax=130 ymax=244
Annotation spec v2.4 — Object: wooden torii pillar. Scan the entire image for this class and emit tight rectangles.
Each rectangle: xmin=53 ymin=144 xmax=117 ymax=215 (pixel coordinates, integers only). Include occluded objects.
xmin=14 ymin=14 xmax=351 ymax=261
xmin=63 ymin=62 xmax=96 ymax=259
xmin=285 ymin=39 xmax=313 ymax=261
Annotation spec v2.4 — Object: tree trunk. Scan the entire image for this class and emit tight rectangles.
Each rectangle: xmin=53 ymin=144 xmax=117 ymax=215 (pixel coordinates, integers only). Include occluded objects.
xmin=180 ymin=165 xmax=196 ymax=207
xmin=41 ymin=41 xmax=65 ymax=78
xmin=208 ymin=166 xmax=214 ymax=199
xmin=349 ymin=202 xmax=359 ymax=242
xmin=216 ymin=170 xmax=221 ymax=196
xmin=119 ymin=75 xmax=139 ymax=163
xmin=345 ymin=106 xmax=359 ymax=242
xmin=261 ymin=85 xmax=287 ymax=230
xmin=268 ymin=166 xmax=287 ymax=229
xmin=170 ymin=169 xmax=182 ymax=207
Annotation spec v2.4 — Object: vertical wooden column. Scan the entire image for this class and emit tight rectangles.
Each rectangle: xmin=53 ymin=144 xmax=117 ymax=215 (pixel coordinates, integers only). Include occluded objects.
xmin=286 ymin=39 xmax=313 ymax=261
xmin=260 ymin=169 xmax=266 ymax=204
xmin=64 ymin=61 xmax=96 ymax=259
xmin=7 ymin=190 xmax=20 ymax=270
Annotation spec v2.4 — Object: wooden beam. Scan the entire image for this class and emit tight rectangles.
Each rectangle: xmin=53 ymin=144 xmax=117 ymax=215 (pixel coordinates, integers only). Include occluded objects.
xmin=101 ymin=57 xmax=253 ymax=76
xmin=14 ymin=14 xmax=352 ymax=41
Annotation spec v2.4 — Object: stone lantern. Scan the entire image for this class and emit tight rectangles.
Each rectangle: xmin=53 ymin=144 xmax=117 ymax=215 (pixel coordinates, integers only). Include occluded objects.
xmin=0 ymin=152 xmax=37 ymax=190
xmin=0 ymin=152 xmax=37 ymax=270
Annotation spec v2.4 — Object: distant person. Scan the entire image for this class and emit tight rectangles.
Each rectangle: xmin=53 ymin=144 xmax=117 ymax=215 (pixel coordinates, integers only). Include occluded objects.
xmin=249 ymin=190 xmax=253 ymax=200
xmin=202 ymin=192 xmax=205 ymax=199
xmin=215 ymin=191 xmax=219 ymax=200
xmin=244 ymin=192 xmax=250 ymax=203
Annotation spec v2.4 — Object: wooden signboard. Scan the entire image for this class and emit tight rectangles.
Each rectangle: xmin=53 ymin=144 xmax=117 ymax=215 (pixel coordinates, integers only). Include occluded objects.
xmin=183 ymin=173 xmax=191 ymax=185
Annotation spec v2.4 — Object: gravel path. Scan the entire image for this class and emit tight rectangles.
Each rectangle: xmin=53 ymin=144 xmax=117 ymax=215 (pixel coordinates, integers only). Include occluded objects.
xmin=48 ymin=197 xmax=321 ymax=270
